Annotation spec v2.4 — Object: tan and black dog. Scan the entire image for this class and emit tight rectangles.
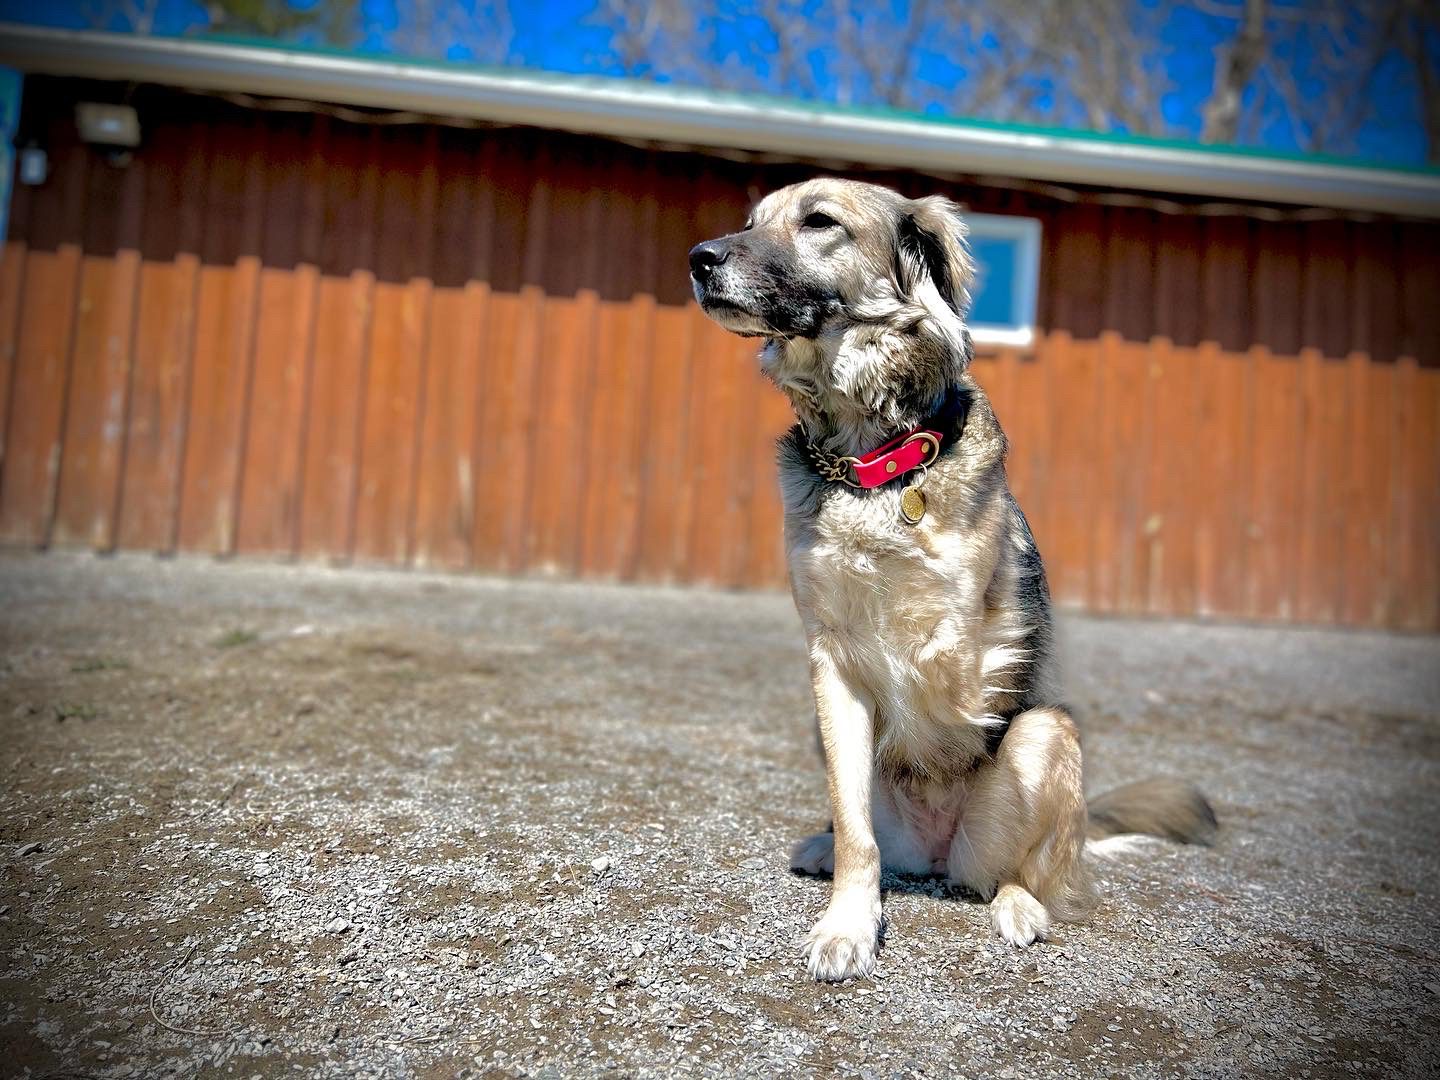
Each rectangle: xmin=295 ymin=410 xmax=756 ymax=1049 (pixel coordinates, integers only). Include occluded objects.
xmin=689 ymin=177 xmax=1215 ymax=982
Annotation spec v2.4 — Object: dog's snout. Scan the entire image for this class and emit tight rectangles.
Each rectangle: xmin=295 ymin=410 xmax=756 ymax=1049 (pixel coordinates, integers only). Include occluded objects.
xmin=689 ymin=240 xmax=729 ymax=281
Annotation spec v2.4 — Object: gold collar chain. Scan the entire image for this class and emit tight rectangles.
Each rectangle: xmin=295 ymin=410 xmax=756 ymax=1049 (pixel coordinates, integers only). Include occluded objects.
xmin=804 ymin=443 xmax=864 ymax=487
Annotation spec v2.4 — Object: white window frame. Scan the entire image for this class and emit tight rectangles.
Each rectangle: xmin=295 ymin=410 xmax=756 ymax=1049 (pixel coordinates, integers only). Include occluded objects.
xmin=963 ymin=212 xmax=1042 ymax=348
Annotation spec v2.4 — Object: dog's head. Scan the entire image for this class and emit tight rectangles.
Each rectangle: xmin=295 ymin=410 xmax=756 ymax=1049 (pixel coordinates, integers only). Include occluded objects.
xmin=689 ymin=178 xmax=975 ymax=441
xmin=688 ymin=177 xmax=974 ymax=342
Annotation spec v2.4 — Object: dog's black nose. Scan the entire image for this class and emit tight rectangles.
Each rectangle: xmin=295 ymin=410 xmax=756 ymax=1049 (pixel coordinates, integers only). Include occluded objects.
xmin=689 ymin=241 xmax=728 ymax=281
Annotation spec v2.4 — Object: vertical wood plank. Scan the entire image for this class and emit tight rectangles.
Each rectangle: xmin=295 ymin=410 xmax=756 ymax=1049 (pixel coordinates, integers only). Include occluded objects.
xmin=1041 ymin=203 xmax=1105 ymax=608
xmin=1093 ymin=207 xmax=1155 ymax=615
xmin=1393 ymin=224 xmax=1440 ymax=630
xmin=1005 ymin=350 xmax=1052 ymax=579
xmin=1143 ymin=213 xmax=1202 ymax=616
xmin=1194 ymin=215 xmax=1254 ymax=618
xmin=1245 ymin=221 xmax=1305 ymax=622
xmin=463 ymin=133 xmax=532 ymax=571
xmin=1410 ymin=363 xmax=1440 ymax=631
xmin=117 ymin=123 xmax=204 ymax=552
xmin=412 ymin=130 xmax=490 ymax=570
xmin=0 ymin=142 xmax=87 ymax=544
xmin=578 ymin=155 xmax=657 ymax=580
xmin=1339 ymin=222 xmax=1394 ymax=626
xmin=976 ymin=345 xmax=1016 ymax=461
xmin=1295 ymin=219 xmax=1350 ymax=625
xmin=0 ymin=178 xmax=33 ymax=511
xmin=53 ymin=153 xmax=145 ymax=549
xmin=632 ymin=160 xmax=698 ymax=583
xmin=235 ymin=114 xmax=324 ymax=557
xmin=524 ymin=145 xmax=604 ymax=575
xmin=0 ymin=246 xmax=24 ymax=487
xmin=353 ymin=127 xmax=436 ymax=565
xmin=298 ymin=124 xmax=379 ymax=561
xmin=176 ymin=118 xmax=264 ymax=554
xmin=475 ymin=137 xmax=546 ymax=573
xmin=633 ymin=301 xmax=695 ymax=582
xmin=720 ymin=368 xmax=770 ymax=588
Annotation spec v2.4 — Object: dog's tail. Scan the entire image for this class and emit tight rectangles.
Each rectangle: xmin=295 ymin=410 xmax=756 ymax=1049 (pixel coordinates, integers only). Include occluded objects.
xmin=1086 ymin=778 xmax=1218 ymax=846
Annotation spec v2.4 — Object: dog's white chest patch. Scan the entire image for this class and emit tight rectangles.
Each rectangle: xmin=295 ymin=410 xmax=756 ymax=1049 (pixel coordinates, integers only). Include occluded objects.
xmin=795 ymin=519 xmax=970 ymax=685
xmin=789 ymin=495 xmax=1027 ymax=755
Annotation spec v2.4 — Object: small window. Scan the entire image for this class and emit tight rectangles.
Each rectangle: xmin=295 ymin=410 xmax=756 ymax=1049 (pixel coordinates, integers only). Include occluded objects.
xmin=964 ymin=212 xmax=1041 ymax=347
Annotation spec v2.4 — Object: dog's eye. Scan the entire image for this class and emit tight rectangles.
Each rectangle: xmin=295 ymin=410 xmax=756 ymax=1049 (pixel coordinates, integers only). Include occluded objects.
xmin=742 ymin=219 xmax=753 ymax=231
xmin=802 ymin=212 xmax=840 ymax=230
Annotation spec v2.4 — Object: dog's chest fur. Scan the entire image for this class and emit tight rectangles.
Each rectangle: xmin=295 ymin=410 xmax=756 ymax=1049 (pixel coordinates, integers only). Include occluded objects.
xmin=780 ymin=417 xmax=1047 ymax=781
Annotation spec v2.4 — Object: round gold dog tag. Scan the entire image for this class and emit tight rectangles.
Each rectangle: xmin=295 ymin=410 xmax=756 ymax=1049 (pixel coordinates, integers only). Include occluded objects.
xmin=899 ymin=485 xmax=926 ymax=525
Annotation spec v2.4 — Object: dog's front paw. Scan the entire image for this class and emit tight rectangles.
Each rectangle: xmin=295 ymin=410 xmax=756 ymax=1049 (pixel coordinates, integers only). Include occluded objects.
xmin=990 ymin=884 xmax=1050 ymax=947
xmin=789 ymin=832 xmax=835 ymax=875
xmin=802 ymin=896 xmax=880 ymax=981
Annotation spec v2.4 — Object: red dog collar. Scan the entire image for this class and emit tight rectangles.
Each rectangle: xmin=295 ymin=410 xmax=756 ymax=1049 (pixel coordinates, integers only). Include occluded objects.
xmin=807 ymin=428 xmax=943 ymax=489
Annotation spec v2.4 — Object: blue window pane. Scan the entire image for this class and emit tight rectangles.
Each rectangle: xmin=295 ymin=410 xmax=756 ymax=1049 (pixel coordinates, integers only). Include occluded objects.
xmin=968 ymin=234 xmax=1016 ymax=326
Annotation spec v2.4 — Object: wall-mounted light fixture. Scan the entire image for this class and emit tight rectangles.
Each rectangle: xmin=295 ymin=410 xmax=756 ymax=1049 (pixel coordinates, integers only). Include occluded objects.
xmin=18 ymin=143 xmax=46 ymax=185
xmin=75 ymin=102 xmax=140 ymax=148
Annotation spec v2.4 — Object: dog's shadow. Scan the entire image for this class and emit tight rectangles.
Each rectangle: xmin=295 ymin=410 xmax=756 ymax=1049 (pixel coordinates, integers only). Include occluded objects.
xmin=789 ymin=866 xmax=988 ymax=906
xmin=790 ymin=867 xmax=1018 ymax=956
xmin=789 ymin=867 xmax=990 ymax=950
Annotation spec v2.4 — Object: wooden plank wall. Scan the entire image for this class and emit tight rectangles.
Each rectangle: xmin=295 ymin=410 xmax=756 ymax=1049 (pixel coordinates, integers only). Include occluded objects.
xmin=2 ymin=78 xmax=1437 ymax=630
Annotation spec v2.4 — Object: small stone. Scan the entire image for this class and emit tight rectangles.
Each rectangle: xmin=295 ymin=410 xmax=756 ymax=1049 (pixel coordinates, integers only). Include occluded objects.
xmin=324 ymin=917 xmax=350 ymax=934
xmin=631 ymin=942 xmax=645 ymax=958
xmin=337 ymin=947 xmax=362 ymax=965
xmin=590 ymin=857 xmax=611 ymax=875
xmin=252 ymin=864 xmax=273 ymax=878
xmin=15 ymin=842 xmax=42 ymax=857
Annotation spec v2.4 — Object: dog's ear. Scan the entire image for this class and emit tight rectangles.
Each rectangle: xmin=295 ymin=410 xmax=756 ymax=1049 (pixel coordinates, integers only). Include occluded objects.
xmin=897 ymin=195 xmax=974 ymax=317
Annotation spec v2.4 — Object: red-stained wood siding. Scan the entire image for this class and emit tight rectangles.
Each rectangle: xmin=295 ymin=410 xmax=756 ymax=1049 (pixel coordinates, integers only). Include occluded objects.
xmin=4 ymin=78 xmax=1438 ymax=630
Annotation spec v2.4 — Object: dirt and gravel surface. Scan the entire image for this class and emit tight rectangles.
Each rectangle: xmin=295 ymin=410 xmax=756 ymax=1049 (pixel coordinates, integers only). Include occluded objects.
xmin=1 ymin=550 xmax=1437 ymax=1079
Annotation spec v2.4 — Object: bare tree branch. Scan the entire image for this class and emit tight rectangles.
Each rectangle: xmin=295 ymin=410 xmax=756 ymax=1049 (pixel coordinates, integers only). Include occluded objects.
xmin=1200 ymin=0 xmax=1267 ymax=143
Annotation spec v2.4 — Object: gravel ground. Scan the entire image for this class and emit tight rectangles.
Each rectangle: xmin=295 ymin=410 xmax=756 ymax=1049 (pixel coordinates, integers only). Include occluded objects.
xmin=1 ymin=550 xmax=1437 ymax=1079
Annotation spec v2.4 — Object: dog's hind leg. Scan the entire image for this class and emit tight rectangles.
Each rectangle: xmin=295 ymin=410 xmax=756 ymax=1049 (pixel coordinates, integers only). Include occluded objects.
xmin=790 ymin=782 xmax=945 ymax=877
xmin=946 ymin=706 xmax=1096 ymax=946
xmin=789 ymin=828 xmax=835 ymax=875
xmin=791 ymin=713 xmax=838 ymax=875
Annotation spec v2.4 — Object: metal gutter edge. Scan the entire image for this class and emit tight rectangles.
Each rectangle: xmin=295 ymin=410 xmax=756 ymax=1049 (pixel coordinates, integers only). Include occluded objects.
xmin=3 ymin=23 xmax=1439 ymax=218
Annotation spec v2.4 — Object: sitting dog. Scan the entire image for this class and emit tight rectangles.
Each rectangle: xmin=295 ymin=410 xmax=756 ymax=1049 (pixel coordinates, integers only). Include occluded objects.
xmin=689 ymin=177 xmax=1216 ymax=982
